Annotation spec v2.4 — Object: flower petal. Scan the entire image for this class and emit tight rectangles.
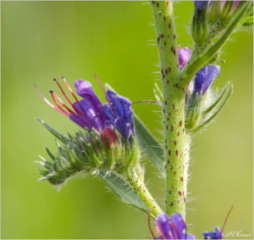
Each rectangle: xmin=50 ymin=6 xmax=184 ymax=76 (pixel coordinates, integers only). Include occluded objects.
xmin=178 ymin=47 xmax=192 ymax=70
xmin=194 ymin=65 xmax=221 ymax=95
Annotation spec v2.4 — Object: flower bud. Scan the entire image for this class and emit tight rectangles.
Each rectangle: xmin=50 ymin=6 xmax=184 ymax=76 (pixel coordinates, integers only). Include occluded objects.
xmin=192 ymin=1 xmax=209 ymax=45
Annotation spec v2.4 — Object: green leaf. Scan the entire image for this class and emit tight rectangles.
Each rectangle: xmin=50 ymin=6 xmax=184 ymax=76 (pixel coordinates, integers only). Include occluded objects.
xmin=99 ymin=170 xmax=148 ymax=213
xmin=133 ymin=115 xmax=165 ymax=177
xmin=36 ymin=118 xmax=69 ymax=143
xmin=192 ymin=82 xmax=233 ymax=133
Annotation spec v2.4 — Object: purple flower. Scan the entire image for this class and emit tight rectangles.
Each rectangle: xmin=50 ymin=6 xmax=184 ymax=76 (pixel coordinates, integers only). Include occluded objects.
xmin=193 ymin=65 xmax=221 ymax=95
xmin=194 ymin=1 xmax=209 ymax=9
xmin=35 ymin=77 xmax=134 ymax=140
xmin=178 ymin=47 xmax=192 ymax=70
xmin=203 ymin=226 xmax=224 ymax=239
xmin=104 ymin=90 xmax=135 ymax=140
xmin=155 ymin=212 xmax=195 ymax=239
xmin=69 ymin=80 xmax=109 ymax=132
xmin=222 ymin=0 xmax=240 ymax=9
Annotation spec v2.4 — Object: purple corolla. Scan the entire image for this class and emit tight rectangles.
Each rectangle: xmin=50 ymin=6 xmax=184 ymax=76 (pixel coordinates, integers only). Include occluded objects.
xmin=35 ymin=77 xmax=134 ymax=141
xmin=154 ymin=212 xmax=195 ymax=239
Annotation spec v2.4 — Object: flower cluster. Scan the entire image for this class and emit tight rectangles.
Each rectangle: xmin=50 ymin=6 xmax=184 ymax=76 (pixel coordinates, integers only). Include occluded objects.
xmin=151 ymin=212 xmax=225 ymax=240
xmin=178 ymin=47 xmax=220 ymax=97
xmin=35 ymin=77 xmax=134 ymax=143
xmin=154 ymin=212 xmax=195 ymax=239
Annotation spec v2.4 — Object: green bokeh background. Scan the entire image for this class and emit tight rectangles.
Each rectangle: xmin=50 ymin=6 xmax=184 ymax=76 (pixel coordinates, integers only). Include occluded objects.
xmin=1 ymin=1 xmax=253 ymax=239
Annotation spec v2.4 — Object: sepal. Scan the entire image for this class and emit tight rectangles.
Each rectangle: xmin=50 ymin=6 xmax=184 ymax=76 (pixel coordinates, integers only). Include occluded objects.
xmin=185 ymin=82 xmax=233 ymax=133
xmin=192 ymin=1 xmax=209 ymax=45
xmin=36 ymin=121 xmax=141 ymax=187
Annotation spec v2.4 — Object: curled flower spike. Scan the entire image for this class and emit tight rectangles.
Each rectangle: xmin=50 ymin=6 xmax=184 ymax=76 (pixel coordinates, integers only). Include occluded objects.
xmin=153 ymin=212 xmax=195 ymax=239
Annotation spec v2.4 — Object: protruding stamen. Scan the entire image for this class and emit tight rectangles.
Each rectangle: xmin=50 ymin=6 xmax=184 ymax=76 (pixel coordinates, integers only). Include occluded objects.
xmin=50 ymin=90 xmax=69 ymax=115
xmin=169 ymin=223 xmax=181 ymax=239
xmin=219 ymin=205 xmax=234 ymax=239
xmin=52 ymin=91 xmax=76 ymax=115
xmin=147 ymin=210 xmax=156 ymax=239
xmin=34 ymin=84 xmax=69 ymax=117
xmin=94 ymin=73 xmax=117 ymax=118
xmin=62 ymin=76 xmax=80 ymax=103
xmin=54 ymin=78 xmax=83 ymax=115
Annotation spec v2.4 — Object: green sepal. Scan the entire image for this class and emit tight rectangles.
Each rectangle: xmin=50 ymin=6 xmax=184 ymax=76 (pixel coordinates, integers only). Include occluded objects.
xmin=36 ymin=118 xmax=68 ymax=143
xmin=185 ymin=92 xmax=203 ymax=132
xmin=192 ymin=4 xmax=208 ymax=45
xmin=133 ymin=114 xmax=165 ymax=177
xmin=192 ymin=82 xmax=233 ymax=133
xmin=99 ymin=170 xmax=148 ymax=213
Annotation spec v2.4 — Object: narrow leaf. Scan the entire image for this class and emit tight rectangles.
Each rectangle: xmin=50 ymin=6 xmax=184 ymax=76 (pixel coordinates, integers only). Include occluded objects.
xmin=133 ymin=115 xmax=165 ymax=177
xmin=192 ymin=82 xmax=233 ymax=133
xmin=36 ymin=118 xmax=68 ymax=143
xmin=99 ymin=170 xmax=148 ymax=213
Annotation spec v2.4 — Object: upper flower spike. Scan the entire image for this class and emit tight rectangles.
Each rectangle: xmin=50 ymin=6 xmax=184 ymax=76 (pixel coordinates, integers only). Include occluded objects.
xmin=193 ymin=65 xmax=221 ymax=95
xmin=155 ymin=212 xmax=195 ymax=239
xmin=104 ymin=90 xmax=135 ymax=140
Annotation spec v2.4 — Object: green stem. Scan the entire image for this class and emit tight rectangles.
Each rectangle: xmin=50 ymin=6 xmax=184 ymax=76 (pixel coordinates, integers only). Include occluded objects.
xmin=127 ymin=171 xmax=162 ymax=217
xmin=151 ymin=0 xmax=189 ymax=218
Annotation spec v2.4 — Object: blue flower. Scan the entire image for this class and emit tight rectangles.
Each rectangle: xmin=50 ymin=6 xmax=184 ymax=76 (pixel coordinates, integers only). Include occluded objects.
xmin=193 ymin=65 xmax=221 ymax=95
xmin=194 ymin=1 xmax=209 ymax=9
xmin=69 ymin=79 xmax=109 ymax=132
xmin=155 ymin=212 xmax=195 ymax=239
xmin=104 ymin=90 xmax=135 ymax=140
xmin=35 ymin=78 xmax=134 ymax=141
xmin=203 ymin=226 xmax=224 ymax=239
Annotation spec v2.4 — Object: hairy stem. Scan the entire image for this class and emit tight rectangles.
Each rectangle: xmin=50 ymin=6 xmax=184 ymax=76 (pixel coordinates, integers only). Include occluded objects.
xmin=151 ymin=0 xmax=189 ymax=218
xmin=127 ymin=171 xmax=162 ymax=217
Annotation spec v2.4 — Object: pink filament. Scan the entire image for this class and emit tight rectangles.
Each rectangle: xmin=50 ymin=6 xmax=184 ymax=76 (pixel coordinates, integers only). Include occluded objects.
xmin=34 ymin=84 xmax=69 ymax=117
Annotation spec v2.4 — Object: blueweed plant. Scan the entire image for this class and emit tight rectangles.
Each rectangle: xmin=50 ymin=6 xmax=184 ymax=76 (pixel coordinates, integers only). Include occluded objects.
xmin=35 ymin=1 xmax=253 ymax=239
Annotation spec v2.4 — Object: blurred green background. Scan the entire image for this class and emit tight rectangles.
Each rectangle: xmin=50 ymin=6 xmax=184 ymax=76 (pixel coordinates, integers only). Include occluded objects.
xmin=1 ymin=1 xmax=253 ymax=239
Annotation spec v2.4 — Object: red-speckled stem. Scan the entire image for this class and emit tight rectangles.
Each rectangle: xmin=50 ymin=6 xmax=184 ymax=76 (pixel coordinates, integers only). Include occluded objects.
xmin=151 ymin=0 xmax=190 ymax=219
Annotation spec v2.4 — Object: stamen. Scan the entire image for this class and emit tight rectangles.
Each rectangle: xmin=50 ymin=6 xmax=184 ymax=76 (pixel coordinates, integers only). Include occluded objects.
xmin=62 ymin=76 xmax=80 ymax=103
xmin=54 ymin=78 xmax=83 ymax=115
xmin=94 ymin=73 xmax=117 ymax=118
xmin=49 ymin=90 xmax=69 ymax=115
xmin=218 ymin=205 xmax=234 ymax=239
xmin=52 ymin=91 xmax=76 ymax=115
xmin=147 ymin=210 xmax=156 ymax=239
xmin=34 ymin=84 xmax=69 ymax=117
xmin=169 ymin=223 xmax=181 ymax=240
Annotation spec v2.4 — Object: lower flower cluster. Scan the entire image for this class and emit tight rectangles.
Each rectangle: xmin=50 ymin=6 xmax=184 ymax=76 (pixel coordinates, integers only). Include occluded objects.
xmin=36 ymin=78 xmax=139 ymax=187
xmin=152 ymin=212 xmax=226 ymax=240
